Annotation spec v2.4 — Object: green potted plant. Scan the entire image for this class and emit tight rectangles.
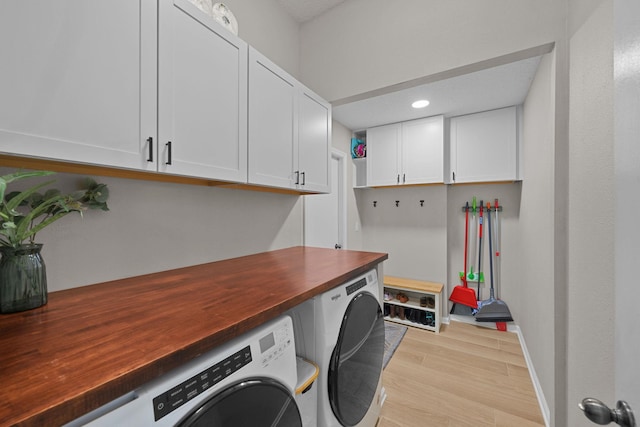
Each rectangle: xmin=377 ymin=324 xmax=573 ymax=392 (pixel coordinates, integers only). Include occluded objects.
xmin=0 ymin=170 xmax=109 ymax=313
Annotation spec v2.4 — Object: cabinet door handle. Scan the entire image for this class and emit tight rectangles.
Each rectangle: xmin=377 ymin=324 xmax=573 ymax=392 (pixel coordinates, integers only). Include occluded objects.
xmin=403 ymin=173 xmax=406 ymax=184
xmin=397 ymin=174 xmax=400 ymax=184
xmin=301 ymin=171 xmax=306 ymax=185
xmin=166 ymin=141 xmax=172 ymax=165
xmin=146 ymin=137 xmax=153 ymax=162
xmin=294 ymin=171 xmax=300 ymax=185
xmin=452 ymin=171 xmax=456 ymax=182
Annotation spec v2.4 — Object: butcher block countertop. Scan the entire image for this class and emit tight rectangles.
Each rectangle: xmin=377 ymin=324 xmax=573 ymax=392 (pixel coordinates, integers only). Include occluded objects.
xmin=0 ymin=246 xmax=387 ymax=427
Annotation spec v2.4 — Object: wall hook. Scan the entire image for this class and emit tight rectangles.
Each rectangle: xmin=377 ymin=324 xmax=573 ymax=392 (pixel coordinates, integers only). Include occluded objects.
xmin=395 ymin=200 xmax=400 ymax=207
xmin=420 ymin=200 xmax=424 ymax=207
xmin=373 ymin=201 xmax=377 ymax=207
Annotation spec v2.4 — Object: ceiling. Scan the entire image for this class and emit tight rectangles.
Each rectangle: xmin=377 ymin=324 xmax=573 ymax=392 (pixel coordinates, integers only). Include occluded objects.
xmin=332 ymin=56 xmax=542 ymax=131
xmin=276 ymin=0 xmax=347 ymax=23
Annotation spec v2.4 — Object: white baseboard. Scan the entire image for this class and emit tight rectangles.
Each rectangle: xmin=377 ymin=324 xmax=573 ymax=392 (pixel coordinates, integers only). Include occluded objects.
xmin=444 ymin=316 xmax=551 ymax=427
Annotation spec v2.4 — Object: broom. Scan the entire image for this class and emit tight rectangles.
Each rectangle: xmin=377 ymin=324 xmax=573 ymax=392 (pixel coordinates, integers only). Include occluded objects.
xmin=476 ymin=201 xmax=513 ymax=323
xmin=450 ymin=201 xmax=477 ymax=310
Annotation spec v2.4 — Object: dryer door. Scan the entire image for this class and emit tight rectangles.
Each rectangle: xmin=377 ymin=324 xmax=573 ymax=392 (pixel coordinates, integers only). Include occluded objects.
xmin=177 ymin=378 xmax=302 ymax=427
xmin=328 ymin=292 xmax=384 ymax=426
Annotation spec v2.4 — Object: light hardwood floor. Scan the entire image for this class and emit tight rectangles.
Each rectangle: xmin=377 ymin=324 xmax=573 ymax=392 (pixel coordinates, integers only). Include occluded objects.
xmin=378 ymin=321 xmax=545 ymax=427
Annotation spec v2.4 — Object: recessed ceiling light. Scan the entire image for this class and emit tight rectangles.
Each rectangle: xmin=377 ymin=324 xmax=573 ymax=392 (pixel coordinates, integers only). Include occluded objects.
xmin=411 ymin=99 xmax=430 ymax=109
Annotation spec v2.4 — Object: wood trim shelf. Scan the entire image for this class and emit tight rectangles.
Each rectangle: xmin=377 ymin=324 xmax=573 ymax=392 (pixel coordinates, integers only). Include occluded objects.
xmin=0 ymin=154 xmax=312 ymax=195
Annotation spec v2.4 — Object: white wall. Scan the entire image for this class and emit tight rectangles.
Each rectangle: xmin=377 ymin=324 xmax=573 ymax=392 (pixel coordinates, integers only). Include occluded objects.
xmin=222 ymin=0 xmax=300 ymax=78
xmin=519 ymin=50 xmax=557 ymax=423
xmin=614 ymin=0 xmax=640 ymax=412
xmin=568 ymin=1 xmax=615 ymax=426
xmin=0 ymin=169 xmax=303 ymax=291
xmin=300 ymin=0 xmax=566 ymax=102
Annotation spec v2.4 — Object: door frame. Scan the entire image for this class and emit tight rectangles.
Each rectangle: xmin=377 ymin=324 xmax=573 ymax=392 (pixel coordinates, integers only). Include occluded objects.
xmin=303 ymin=149 xmax=348 ymax=249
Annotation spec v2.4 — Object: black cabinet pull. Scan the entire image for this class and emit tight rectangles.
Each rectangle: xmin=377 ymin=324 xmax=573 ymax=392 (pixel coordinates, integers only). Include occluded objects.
xmin=166 ymin=141 xmax=172 ymax=165
xmin=452 ymin=171 xmax=456 ymax=182
xmin=294 ymin=171 xmax=300 ymax=185
xmin=146 ymin=137 xmax=153 ymax=162
xmin=301 ymin=171 xmax=306 ymax=185
xmin=403 ymin=173 xmax=406 ymax=184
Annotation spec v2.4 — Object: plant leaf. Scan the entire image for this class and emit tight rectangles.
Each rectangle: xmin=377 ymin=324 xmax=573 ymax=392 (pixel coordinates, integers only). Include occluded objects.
xmin=0 ymin=171 xmax=55 ymax=202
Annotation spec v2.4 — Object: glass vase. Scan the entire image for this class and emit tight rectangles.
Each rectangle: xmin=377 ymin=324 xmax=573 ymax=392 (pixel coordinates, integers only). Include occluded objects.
xmin=0 ymin=244 xmax=48 ymax=313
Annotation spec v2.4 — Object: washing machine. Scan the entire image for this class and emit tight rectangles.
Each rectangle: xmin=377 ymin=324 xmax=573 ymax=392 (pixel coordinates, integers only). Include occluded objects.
xmin=65 ymin=315 xmax=301 ymax=427
xmin=315 ymin=269 xmax=385 ymax=427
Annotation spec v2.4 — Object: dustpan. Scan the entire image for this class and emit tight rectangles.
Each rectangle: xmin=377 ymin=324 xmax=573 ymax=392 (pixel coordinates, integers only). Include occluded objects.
xmin=476 ymin=201 xmax=513 ymax=322
xmin=450 ymin=201 xmax=477 ymax=309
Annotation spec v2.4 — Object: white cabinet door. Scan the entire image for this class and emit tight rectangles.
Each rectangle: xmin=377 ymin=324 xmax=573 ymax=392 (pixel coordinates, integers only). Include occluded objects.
xmin=0 ymin=0 xmax=157 ymax=171
xmin=402 ymin=116 xmax=445 ymax=184
xmin=248 ymin=47 xmax=331 ymax=193
xmin=449 ymin=106 xmax=518 ymax=183
xmin=366 ymin=116 xmax=444 ymax=187
xmin=247 ymin=47 xmax=296 ymax=189
xmin=366 ymin=123 xmax=401 ymax=187
xmin=298 ymin=90 xmax=331 ymax=193
xmin=158 ymin=0 xmax=247 ymax=182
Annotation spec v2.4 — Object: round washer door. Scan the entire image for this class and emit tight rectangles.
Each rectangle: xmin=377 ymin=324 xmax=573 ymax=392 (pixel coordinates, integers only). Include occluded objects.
xmin=328 ymin=292 xmax=384 ymax=426
xmin=177 ymin=378 xmax=302 ymax=427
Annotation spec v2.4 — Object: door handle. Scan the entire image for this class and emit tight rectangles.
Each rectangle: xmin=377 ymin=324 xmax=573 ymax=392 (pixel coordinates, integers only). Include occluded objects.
xmin=165 ymin=141 xmax=172 ymax=165
xmin=579 ymin=398 xmax=636 ymax=426
xmin=146 ymin=137 xmax=153 ymax=162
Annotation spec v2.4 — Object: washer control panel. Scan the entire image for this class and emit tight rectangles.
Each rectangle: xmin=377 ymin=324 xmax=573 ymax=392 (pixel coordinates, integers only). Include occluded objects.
xmin=152 ymin=345 xmax=252 ymax=421
xmin=258 ymin=322 xmax=293 ymax=367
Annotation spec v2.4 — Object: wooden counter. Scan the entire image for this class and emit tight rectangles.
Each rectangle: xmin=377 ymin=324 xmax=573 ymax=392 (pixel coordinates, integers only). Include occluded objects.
xmin=0 ymin=246 xmax=387 ymax=426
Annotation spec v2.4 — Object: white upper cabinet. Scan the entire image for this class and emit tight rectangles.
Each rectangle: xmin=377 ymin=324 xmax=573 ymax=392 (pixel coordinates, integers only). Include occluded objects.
xmin=366 ymin=123 xmax=402 ymax=187
xmin=298 ymin=90 xmax=331 ymax=193
xmin=248 ymin=47 xmax=330 ymax=193
xmin=248 ymin=48 xmax=297 ymax=189
xmin=402 ymin=116 xmax=445 ymax=184
xmin=0 ymin=0 xmax=157 ymax=171
xmin=448 ymin=106 xmax=519 ymax=183
xmin=158 ymin=0 xmax=247 ymax=182
xmin=1 ymin=0 xmax=248 ymax=183
xmin=366 ymin=116 xmax=444 ymax=187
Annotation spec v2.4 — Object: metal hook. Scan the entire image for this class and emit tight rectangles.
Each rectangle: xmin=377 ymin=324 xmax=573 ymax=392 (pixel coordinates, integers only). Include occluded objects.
xmin=373 ymin=201 xmax=377 ymax=207
xmin=420 ymin=200 xmax=424 ymax=207
xmin=395 ymin=200 xmax=400 ymax=207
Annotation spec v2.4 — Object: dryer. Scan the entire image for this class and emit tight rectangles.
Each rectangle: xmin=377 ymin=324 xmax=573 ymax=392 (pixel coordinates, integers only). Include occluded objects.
xmin=314 ymin=269 xmax=385 ymax=427
xmin=66 ymin=316 xmax=301 ymax=427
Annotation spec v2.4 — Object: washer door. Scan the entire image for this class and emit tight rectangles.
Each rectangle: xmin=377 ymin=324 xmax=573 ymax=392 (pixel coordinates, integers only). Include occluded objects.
xmin=177 ymin=378 xmax=302 ymax=427
xmin=328 ymin=292 xmax=384 ymax=426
